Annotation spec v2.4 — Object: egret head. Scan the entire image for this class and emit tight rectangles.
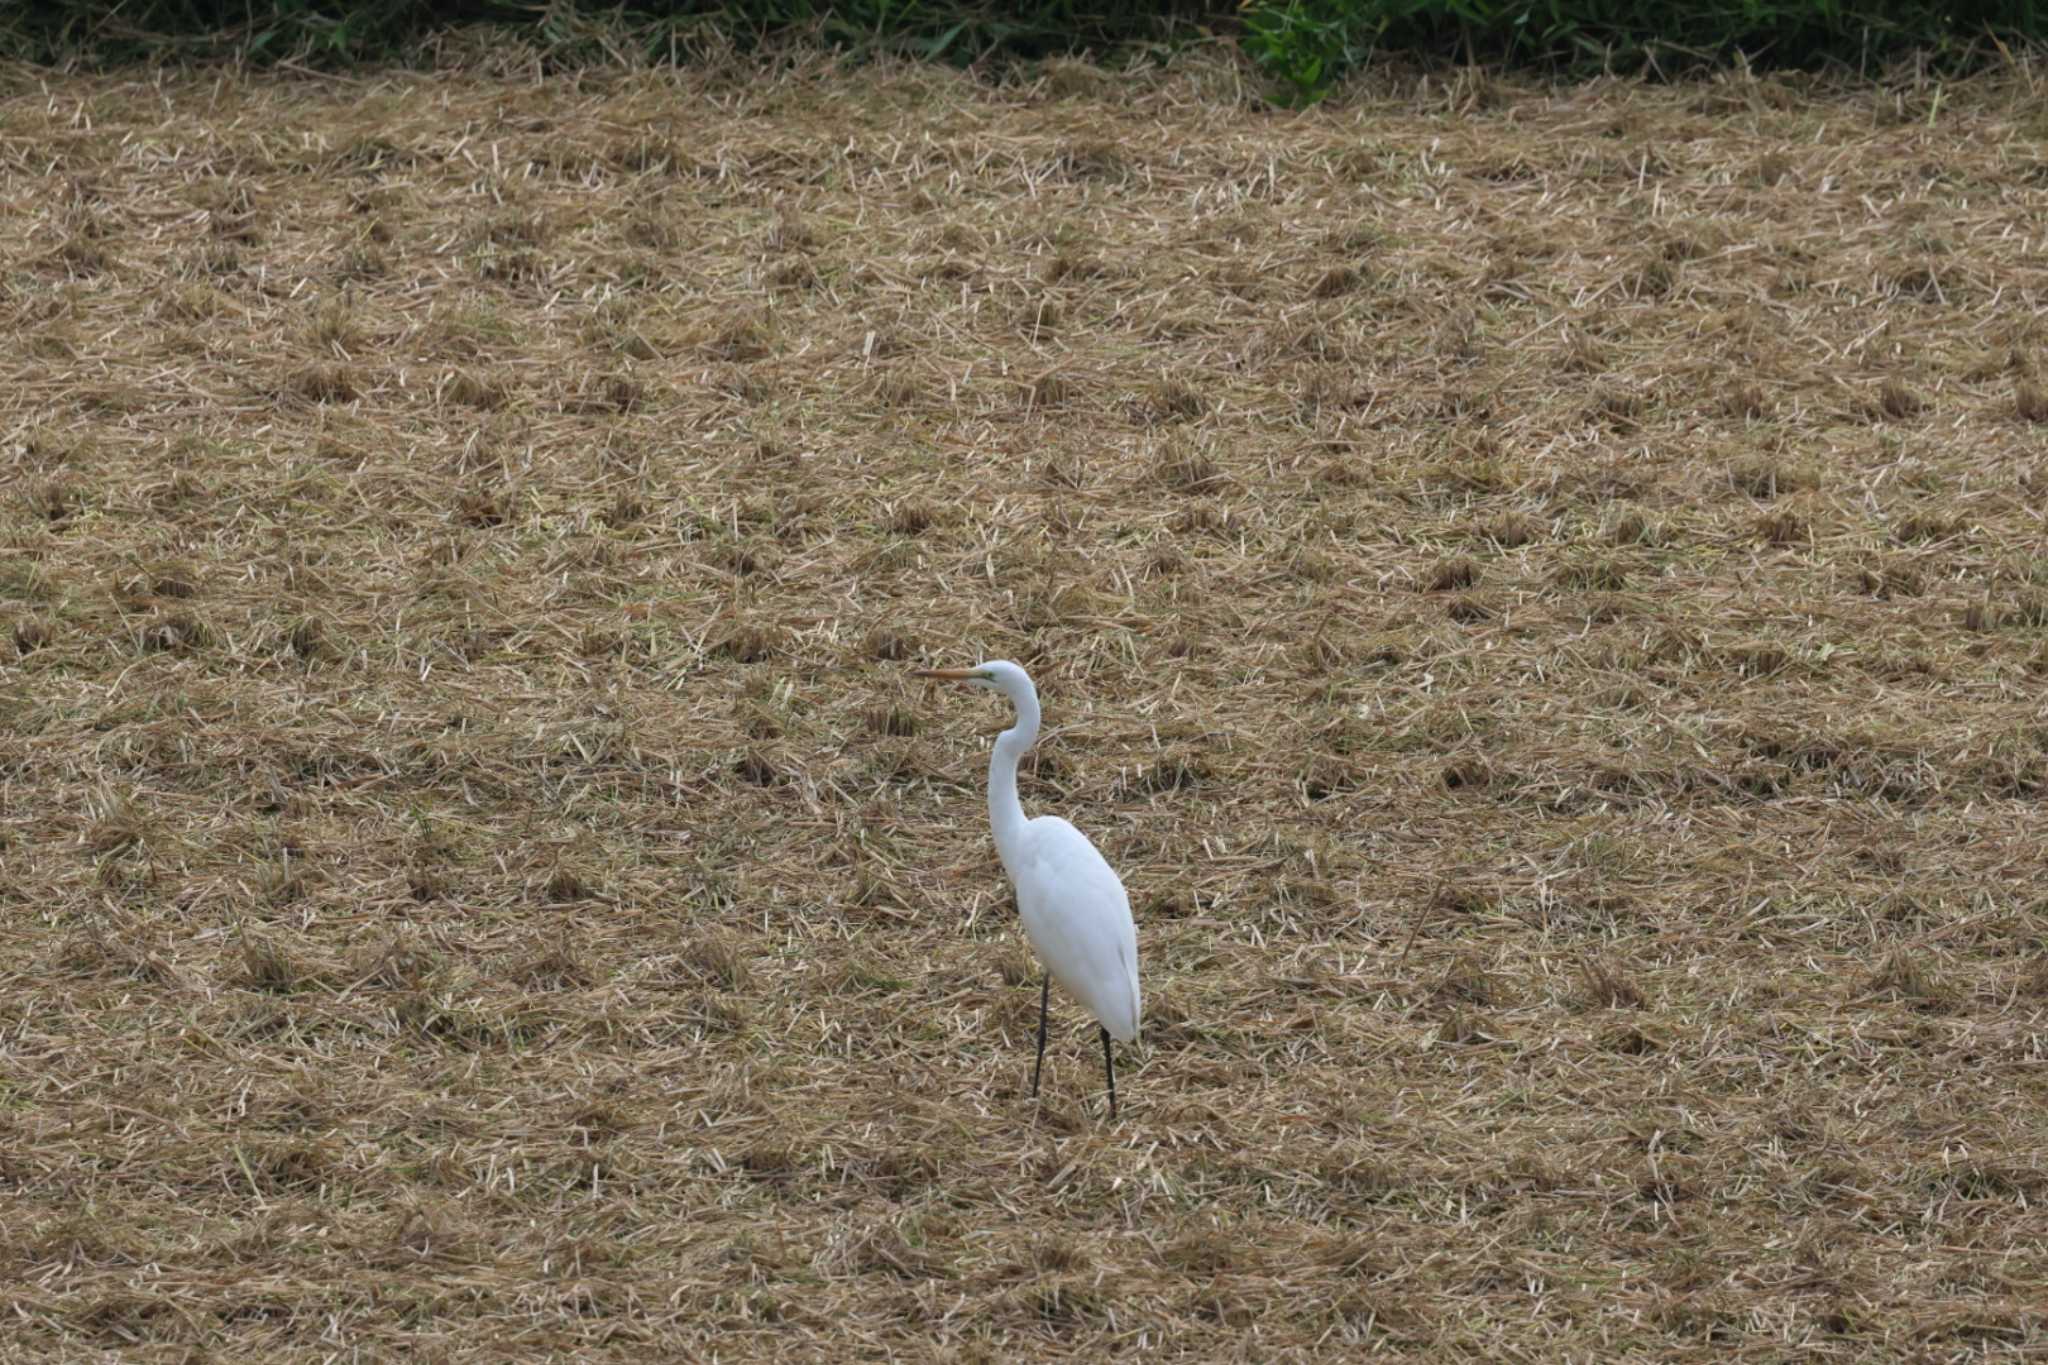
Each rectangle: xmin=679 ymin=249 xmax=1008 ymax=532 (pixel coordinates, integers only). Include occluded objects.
xmin=913 ymin=660 xmax=1034 ymax=699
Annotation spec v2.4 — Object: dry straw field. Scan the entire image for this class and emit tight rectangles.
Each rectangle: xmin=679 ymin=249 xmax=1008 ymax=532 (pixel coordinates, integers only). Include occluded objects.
xmin=4 ymin=42 xmax=2048 ymax=1359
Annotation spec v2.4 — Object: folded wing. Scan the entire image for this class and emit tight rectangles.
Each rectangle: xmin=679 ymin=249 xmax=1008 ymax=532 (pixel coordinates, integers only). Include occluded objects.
xmin=1015 ymin=816 xmax=1140 ymax=1042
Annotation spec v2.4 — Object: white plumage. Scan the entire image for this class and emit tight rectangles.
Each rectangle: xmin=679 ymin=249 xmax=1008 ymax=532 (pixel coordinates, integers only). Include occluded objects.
xmin=1012 ymin=816 xmax=1140 ymax=1044
xmin=915 ymin=660 xmax=1141 ymax=1118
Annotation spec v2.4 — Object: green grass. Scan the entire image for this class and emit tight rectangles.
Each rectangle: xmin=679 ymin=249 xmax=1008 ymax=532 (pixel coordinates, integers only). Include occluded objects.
xmin=4 ymin=0 xmax=2040 ymax=88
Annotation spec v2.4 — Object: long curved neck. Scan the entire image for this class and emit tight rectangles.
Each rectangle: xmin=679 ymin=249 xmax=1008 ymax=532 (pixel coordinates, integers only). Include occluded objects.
xmin=988 ymin=686 xmax=1039 ymax=878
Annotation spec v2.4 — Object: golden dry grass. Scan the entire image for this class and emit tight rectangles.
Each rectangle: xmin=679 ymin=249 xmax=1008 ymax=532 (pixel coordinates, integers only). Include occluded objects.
xmin=4 ymin=48 xmax=2048 ymax=1359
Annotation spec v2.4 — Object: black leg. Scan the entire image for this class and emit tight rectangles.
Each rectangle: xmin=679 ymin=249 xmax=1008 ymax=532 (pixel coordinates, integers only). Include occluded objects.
xmin=1101 ymin=1026 xmax=1117 ymax=1121
xmin=1030 ymin=975 xmax=1050 ymax=1097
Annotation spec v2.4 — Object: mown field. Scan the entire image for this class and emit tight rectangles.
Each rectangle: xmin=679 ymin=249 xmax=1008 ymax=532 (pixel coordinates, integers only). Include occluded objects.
xmin=3 ymin=46 xmax=2047 ymax=1360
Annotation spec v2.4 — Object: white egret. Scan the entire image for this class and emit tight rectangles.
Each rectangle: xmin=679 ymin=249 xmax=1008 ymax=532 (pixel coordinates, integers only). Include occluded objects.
xmin=914 ymin=661 xmax=1140 ymax=1119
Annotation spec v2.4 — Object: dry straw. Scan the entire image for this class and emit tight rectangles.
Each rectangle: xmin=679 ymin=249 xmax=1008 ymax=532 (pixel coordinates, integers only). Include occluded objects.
xmin=2 ymin=44 xmax=2047 ymax=1358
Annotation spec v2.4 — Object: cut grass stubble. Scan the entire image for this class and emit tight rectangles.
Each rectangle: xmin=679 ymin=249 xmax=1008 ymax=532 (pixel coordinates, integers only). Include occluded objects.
xmin=3 ymin=49 xmax=2047 ymax=1363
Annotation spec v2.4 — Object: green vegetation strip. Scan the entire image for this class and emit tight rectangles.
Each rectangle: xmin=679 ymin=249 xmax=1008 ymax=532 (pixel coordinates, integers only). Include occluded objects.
xmin=5 ymin=0 xmax=2043 ymax=94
